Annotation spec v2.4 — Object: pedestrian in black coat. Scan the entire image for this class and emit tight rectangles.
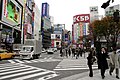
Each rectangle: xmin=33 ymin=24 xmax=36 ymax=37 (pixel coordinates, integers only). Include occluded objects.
xmin=97 ymin=47 xmax=109 ymax=79
xmin=87 ymin=48 xmax=94 ymax=77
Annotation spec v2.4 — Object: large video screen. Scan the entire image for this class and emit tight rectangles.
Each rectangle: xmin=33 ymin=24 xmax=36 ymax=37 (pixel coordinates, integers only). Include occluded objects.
xmin=2 ymin=0 xmax=22 ymax=28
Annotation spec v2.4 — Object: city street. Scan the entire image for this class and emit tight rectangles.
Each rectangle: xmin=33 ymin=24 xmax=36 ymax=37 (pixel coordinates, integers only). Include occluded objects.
xmin=0 ymin=51 xmax=98 ymax=80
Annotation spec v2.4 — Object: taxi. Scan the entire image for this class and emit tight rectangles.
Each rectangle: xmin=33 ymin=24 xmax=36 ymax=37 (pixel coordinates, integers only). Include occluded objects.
xmin=0 ymin=49 xmax=15 ymax=60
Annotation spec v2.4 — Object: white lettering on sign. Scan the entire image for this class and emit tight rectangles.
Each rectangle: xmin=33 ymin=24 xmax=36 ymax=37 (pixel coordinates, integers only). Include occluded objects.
xmin=73 ymin=14 xmax=90 ymax=23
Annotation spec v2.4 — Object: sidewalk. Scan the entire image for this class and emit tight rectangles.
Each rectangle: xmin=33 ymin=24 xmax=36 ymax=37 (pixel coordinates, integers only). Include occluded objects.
xmin=59 ymin=52 xmax=120 ymax=80
xmin=60 ymin=69 xmax=120 ymax=80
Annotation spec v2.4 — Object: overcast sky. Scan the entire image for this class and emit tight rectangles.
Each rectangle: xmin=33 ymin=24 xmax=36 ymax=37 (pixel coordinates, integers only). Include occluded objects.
xmin=34 ymin=0 xmax=120 ymax=31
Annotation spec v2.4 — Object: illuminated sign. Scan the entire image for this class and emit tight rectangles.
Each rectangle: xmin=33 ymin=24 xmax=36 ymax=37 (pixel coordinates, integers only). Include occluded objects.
xmin=2 ymin=0 xmax=22 ymax=27
xmin=73 ymin=14 xmax=90 ymax=24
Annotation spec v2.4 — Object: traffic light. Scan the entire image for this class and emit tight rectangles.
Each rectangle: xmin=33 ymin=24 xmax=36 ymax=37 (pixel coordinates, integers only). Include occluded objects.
xmin=113 ymin=10 xmax=119 ymax=23
xmin=101 ymin=0 xmax=111 ymax=9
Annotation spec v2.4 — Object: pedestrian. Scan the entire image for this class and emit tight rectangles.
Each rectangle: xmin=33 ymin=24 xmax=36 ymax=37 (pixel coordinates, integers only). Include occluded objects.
xmin=87 ymin=48 xmax=95 ymax=77
xmin=65 ymin=47 xmax=68 ymax=58
xmin=76 ymin=48 xmax=79 ymax=59
xmin=68 ymin=47 xmax=71 ymax=57
xmin=60 ymin=47 xmax=63 ymax=57
xmin=72 ymin=47 xmax=75 ymax=58
xmin=97 ymin=47 xmax=109 ymax=79
xmin=109 ymin=47 xmax=120 ymax=79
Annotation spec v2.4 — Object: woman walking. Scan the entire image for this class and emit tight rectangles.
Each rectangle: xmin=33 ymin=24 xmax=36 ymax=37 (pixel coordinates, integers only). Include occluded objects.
xmin=97 ymin=47 xmax=109 ymax=79
xmin=87 ymin=48 xmax=96 ymax=77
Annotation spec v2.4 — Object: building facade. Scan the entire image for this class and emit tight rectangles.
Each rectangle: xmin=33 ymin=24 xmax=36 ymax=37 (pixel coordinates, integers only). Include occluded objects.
xmin=41 ymin=2 xmax=51 ymax=49
xmin=0 ymin=0 xmax=24 ymax=50
xmin=72 ymin=14 xmax=90 ymax=48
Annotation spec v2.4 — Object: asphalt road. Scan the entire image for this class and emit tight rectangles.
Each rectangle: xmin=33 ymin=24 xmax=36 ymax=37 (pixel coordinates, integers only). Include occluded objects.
xmin=0 ymin=50 xmax=92 ymax=80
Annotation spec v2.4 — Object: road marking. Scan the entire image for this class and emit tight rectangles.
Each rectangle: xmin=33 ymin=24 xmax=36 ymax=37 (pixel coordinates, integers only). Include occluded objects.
xmin=0 ymin=66 xmax=30 ymax=72
xmin=15 ymin=59 xmax=24 ymax=63
xmin=7 ymin=60 xmax=16 ymax=63
xmin=35 ymin=74 xmax=58 ymax=80
xmin=0 ymin=67 xmax=34 ymax=75
xmin=11 ymin=71 xmax=54 ymax=80
xmin=0 ymin=69 xmax=42 ymax=80
xmin=54 ymin=67 xmax=97 ymax=71
xmin=31 ymin=59 xmax=39 ymax=62
xmin=49 ymin=57 xmax=52 ymax=59
xmin=0 ymin=65 xmax=24 ymax=70
xmin=23 ymin=60 xmax=32 ymax=63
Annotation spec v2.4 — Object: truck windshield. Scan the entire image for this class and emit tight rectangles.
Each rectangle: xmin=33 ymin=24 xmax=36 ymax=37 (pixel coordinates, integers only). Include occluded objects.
xmin=22 ymin=47 xmax=31 ymax=51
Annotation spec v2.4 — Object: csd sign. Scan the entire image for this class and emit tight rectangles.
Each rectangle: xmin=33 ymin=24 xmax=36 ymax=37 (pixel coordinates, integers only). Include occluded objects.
xmin=73 ymin=14 xmax=90 ymax=24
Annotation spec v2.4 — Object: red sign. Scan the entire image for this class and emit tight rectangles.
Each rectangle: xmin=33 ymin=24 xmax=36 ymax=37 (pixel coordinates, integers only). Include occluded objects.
xmin=73 ymin=14 xmax=90 ymax=24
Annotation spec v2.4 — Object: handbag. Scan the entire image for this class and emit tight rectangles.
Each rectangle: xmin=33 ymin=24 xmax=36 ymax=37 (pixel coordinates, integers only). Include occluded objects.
xmin=91 ymin=56 xmax=96 ymax=64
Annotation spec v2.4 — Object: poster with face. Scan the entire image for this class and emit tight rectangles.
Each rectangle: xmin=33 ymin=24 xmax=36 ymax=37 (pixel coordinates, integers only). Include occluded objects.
xmin=56 ymin=34 xmax=60 ymax=39
xmin=2 ymin=0 xmax=22 ymax=27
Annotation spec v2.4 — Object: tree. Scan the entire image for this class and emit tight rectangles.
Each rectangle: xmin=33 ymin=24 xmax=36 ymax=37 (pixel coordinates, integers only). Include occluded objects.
xmin=89 ymin=16 xmax=120 ymax=49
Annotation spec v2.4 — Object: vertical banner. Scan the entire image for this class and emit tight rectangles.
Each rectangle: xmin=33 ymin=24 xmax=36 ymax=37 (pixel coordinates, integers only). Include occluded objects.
xmin=83 ymin=23 xmax=86 ymax=35
xmin=79 ymin=22 xmax=83 ymax=37
xmin=51 ymin=40 xmax=54 ymax=47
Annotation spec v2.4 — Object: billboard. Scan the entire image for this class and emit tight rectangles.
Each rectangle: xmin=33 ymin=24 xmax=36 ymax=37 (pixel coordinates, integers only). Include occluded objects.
xmin=51 ymin=34 xmax=61 ymax=39
xmin=41 ymin=3 xmax=49 ymax=18
xmin=51 ymin=34 xmax=56 ymax=39
xmin=73 ymin=14 xmax=90 ymax=24
xmin=2 ymin=0 xmax=22 ymax=28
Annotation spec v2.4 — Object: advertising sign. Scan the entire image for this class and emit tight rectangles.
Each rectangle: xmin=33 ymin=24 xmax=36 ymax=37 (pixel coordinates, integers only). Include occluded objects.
xmin=65 ymin=34 xmax=68 ymax=41
xmin=73 ymin=14 xmax=90 ymax=24
xmin=51 ymin=34 xmax=56 ymax=39
xmin=27 ymin=24 xmax=32 ymax=34
xmin=41 ymin=3 xmax=49 ymax=18
xmin=56 ymin=34 xmax=61 ymax=39
xmin=2 ymin=0 xmax=22 ymax=27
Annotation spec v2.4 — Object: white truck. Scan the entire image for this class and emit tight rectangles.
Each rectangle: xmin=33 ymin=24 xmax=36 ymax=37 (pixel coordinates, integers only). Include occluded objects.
xmin=19 ymin=39 xmax=42 ymax=59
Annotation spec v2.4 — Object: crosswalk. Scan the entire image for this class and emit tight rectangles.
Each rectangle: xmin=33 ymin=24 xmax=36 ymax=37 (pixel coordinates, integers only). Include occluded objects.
xmin=54 ymin=58 xmax=98 ymax=71
xmin=0 ymin=63 xmax=58 ymax=80
xmin=7 ymin=58 xmax=61 ymax=64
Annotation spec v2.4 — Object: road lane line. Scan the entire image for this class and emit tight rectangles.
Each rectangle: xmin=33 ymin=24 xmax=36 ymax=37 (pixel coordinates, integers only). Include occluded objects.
xmin=15 ymin=59 xmax=24 ymax=63
xmin=11 ymin=71 xmax=54 ymax=80
xmin=35 ymin=74 xmax=58 ymax=80
xmin=0 ymin=67 xmax=34 ymax=75
xmin=7 ymin=60 xmax=16 ymax=63
xmin=0 ymin=66 xmax=30 ymax=72
xmin=23 ymin=60 xmax=32 ymax=63
xmin=0 ymin=69 xmax=42 ymax=80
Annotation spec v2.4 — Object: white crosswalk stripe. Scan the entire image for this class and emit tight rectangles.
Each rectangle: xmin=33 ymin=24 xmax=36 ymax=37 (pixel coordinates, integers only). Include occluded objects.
xmin=7 ymin=58 xmax=61 ymax=64
xmin=54 ymin=59 xmax=98 ymax=71
xmin=0 ymin=63 xmax=58 ymax=80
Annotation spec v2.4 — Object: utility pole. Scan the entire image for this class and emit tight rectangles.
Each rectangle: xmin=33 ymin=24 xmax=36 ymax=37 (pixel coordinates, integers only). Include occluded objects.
xmin=0 ymin=24 xmax=3 ymax=49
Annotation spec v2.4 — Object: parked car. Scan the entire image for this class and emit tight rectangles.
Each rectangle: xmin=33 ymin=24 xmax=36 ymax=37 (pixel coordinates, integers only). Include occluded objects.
xmin=0 ymin=49 xmax=15 ymax=60
xmin=47 ymin=48 xmax=54 ymax=54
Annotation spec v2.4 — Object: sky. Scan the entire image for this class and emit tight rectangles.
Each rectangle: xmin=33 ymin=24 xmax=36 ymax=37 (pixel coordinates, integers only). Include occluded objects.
xmin=34 ymin=0 xmax=120 ymax=31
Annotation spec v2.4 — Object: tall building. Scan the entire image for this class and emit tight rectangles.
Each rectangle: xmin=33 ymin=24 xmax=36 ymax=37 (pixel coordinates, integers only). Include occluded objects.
xmin=0 ymin=0 xmax=24 ymax=48
xmin=90 ymin=6 xmax=99 ymax=22
xmin=33 ymin=3 xmax=41 ymax=40
xmin=51 ymin=24 xmax=64 ymax=48
xmin=24 ymin=0 xmax=34 ymax=40
xmin=41 ymin=2 xmax=51 ymax=49
xmin=105 ymin=4 xmax=120 ymax=16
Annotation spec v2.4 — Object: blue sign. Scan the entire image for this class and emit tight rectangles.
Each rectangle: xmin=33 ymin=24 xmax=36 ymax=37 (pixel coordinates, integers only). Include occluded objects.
xmin=41 ymin=3 xmax=49 ymax=18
